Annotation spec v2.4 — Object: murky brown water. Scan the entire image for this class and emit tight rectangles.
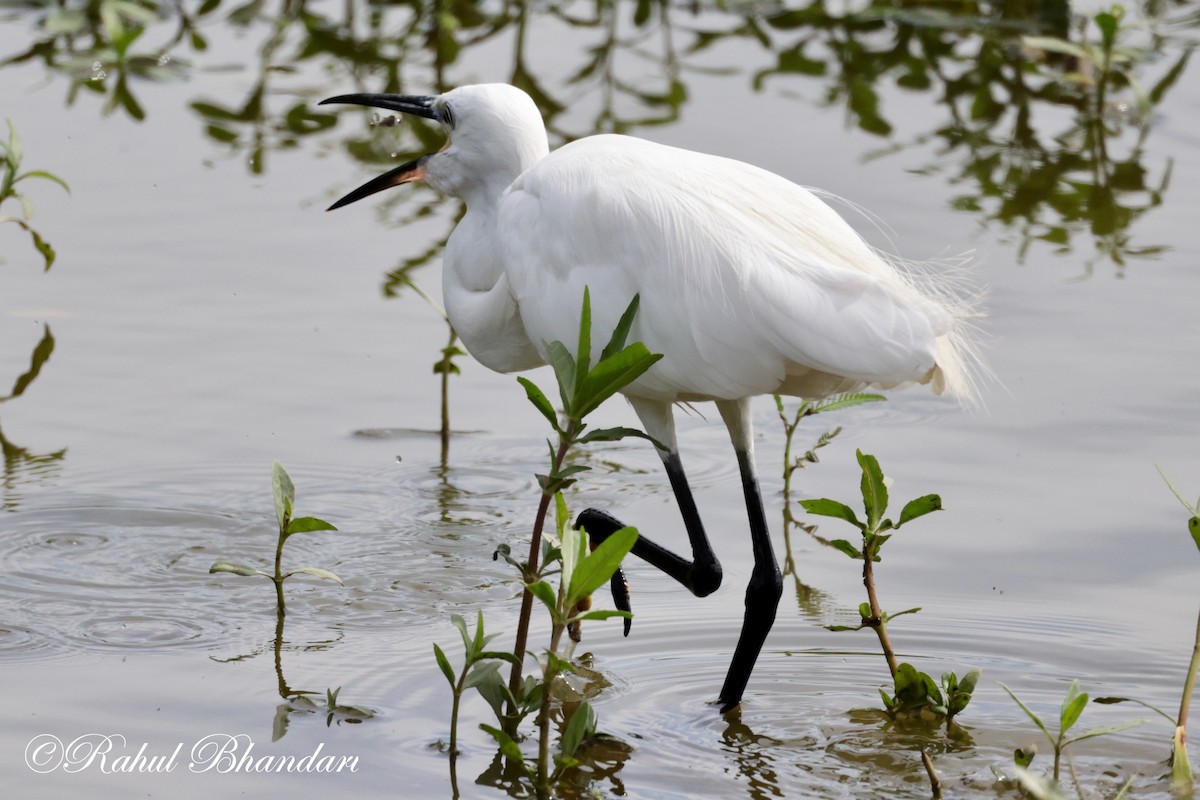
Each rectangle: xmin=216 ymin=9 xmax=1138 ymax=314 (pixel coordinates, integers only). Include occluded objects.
xmin=3 ymin=1 xmax=1200 ymax=797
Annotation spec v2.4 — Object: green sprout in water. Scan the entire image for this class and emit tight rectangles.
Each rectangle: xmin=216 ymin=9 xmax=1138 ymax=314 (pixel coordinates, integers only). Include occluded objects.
xmin=1158 ymin=466 xmax=1200 ymax=791
xmin=0 ymin=120 xmax=69 ymax=271
xmin=210 ymin=461 xmax=340 ymax=616
xmin=1001 ymin=679 xmax=1144 ymax=789
xmin=801 ymin=449 xmax=979 ymax=722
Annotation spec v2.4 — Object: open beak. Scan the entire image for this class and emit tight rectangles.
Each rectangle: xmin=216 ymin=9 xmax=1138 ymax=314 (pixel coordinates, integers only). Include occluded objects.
xmin=320 ymin=93 xmax=441 ymax=211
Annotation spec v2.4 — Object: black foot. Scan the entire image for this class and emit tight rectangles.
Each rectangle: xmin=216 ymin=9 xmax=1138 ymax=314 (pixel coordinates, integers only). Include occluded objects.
xmin=575 ymin=509 xmax=633 ymax=636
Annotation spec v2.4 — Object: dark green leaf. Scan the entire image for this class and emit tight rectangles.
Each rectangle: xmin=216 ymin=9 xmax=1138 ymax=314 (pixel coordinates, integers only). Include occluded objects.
xmin=480 ymin=724 xmax=527 ymax=769
xmin=599 ymin=294 xmax=642 ymax=362
xmin=527 ymin=580 xmax=557 ymax=614
xmin=272 ymin=461 xmax=294 ymax=529
xmin=560 ymin=701 xmax=597 ymax=758
xmin=1 ymin=325 xmax=53 ymax=401
xmin=433 ymin=643 xmax=456 ymax=688
xmin=569 ymin=526 xmax=637 ymax=607
xmin=799 ymin=498 xmax=863 ymax=530
xmin=573 ymin=609 xmax=633 ymax=623
xmin=828 ymin=539 xmax=863 ymax=560
xmin=897 ymin=494 xmax=942 ymax=527
xmin=856 ymin=450 xmax=888 ymax=531
xmin=574 ymin=287 xmax=592 ymax=399
xmin=284 ymin=516 xmax=337 ymax=536
xmin=1060 ymin=680 xmax=1088 ymax=733
xmin=545 ymin=340 xmax=576 ymax=413
xmin=575 ymin=346 xmax=663 ymax=419
xmin=1001 ymin=683 xmax=1053 ymax=744
xmin=518 ymin=376 xmax=560 ymax=432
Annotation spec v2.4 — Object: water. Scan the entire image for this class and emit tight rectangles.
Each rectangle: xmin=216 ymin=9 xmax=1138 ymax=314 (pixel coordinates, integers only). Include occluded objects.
xmin=2 ymin=1 xmax=1199 ymax=797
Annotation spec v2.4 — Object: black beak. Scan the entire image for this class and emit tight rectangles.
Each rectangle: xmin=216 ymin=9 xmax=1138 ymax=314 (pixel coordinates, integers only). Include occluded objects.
xmin=320 ymin=93 xmax=441 ymax=211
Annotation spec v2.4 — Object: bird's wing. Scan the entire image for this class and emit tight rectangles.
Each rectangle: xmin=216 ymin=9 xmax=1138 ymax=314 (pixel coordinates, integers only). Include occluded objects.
xmin=498 ymin=134 xmax=953 ymax=402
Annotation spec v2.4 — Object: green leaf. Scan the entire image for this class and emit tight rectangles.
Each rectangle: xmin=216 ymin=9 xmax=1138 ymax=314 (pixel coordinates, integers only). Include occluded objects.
xmin=283 ymin=567 xmax=343 ymax=584
xmin=799 ymin=498 xmax=863 ymax=530
xmin=578 ymin=426 xmax=657 ymax=446
xmin=1060 ymin=679 xmax=1088 ymax=734
xmin=575 ymin=345 xmax=663 ymax=419
xmin=856 ymin=450 xmax=888 ymax=531
xmin=480 ymin=724 xmax=527 ymax=770
xmin=572 ymin=609 xmax=633 ymax=623
xmin=828 ymin=539 xmax=863 ymax=560
xmin=518 ymin=376 xmax=560 ymax=432
xmin=284 ymin=516 xmax=337 ymax=536
xmin=569 ymin=526 xmax=637 ymax=607
xmin=858 ymin=602 xmax=872 ymax=619
xmin=1065 ymin=719 xmax=1146 ymax=744
xmin=560 ymin=527 xmax=584 ymax=603
xmin=545 ymin=340 xmax=576 ymax=413
xmin=16 ymin=170 xmax=70 ymax=194
xmin=554 ymin=492 xmax=569 ymax=539
xmin=1 ymin=325 xmax=53 ymax=402
xmin=1000 ymin=683 xmax=1054 ymax=746
xmin=807 ymin=392 xmax=886 ymax=414
xmin=209 ymin=561 xmax=272 ymax=579
xmin=450 ymin=613 xmax=471 ymax=654
xmin=272 ymin=461 xmax=294 ymax=530
xmin=897 ymin=494 xmax=942 ymax=527
xmin=574 ymin=287 xmax=592 ymax=399
xmin=826 ymin=624 xmax=863 ymax=632
xmin=560 ymin=701 xmax=597 ymax=759
xmin=433 ymin=643 xmax=456 ymax=688
xmin=599 ymin=294 xmax=641 ymax=362
xmin=527 ymin=580 xmax=557 ymax=614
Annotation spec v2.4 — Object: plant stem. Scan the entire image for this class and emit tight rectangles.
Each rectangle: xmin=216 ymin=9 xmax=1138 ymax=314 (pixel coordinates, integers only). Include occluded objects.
xmin=921 ymin=749 xmax=942 ymax=799
xmin=440 ymin=326 xmax=456 ymax=461
xmin=862 ymin=554 xmax=898 ymax=679
xmin=536 ymin=624 xmax=566 ymax=798
xmin=273 ymin=531 xmax=287 ymax=616
xmin=449 ymin=671 xmax=465 ymax=798
xmin=505 ymin=435 xmax=573 ymax=733
xmin=1179 ymin=610 xmax=1200 ymax=731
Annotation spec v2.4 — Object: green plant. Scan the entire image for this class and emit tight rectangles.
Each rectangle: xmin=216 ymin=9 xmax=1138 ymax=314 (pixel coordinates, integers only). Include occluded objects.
xmin=210 ymin=461 xmax=340 ymax=616
xmin=800 ymin=449 xmax=978 ymax=721
xmin=1002 ymin=679 xmax=1144 ymax=787
xmin=433 ymin=611 xmax=519 ymax=765
xmin=503 ymin=288 xmax=661 ymax=722
xmin=320 ymin=686 xmax=374 ymax=725
xmin=0 ymin=120 xmax=69 ymax=271
xmin=484 ymin=495 xmax=635 ymax=796
xmin=1159 ymin=467 xmax=1200 ymax=790
xmin=1022 ymin=5 xmax=1150 ymax=122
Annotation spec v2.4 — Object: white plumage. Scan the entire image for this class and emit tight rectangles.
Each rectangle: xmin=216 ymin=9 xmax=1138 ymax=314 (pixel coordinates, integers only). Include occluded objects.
xmin=323 ymin=83 xmax=982 ymax=711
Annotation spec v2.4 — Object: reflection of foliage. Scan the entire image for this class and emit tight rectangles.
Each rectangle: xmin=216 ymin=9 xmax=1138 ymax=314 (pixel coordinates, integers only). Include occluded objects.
xmin=1 ymin=120 xmax=68 ymax=271
xmin=0 ymin=325 xmax=66 ymax=511
xmin=2 ymin=0 xmax=192 ymax=120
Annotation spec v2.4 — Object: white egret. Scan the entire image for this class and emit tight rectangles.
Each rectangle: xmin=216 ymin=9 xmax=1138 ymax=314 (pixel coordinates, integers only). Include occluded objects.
xmin=321 ymin=83 xmax=981 ymax=712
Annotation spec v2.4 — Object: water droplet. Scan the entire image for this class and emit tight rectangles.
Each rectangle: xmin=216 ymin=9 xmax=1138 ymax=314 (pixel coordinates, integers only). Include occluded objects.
xmin=90 ymin=61 xmax=107 ymax=81
xmin=157 ymin=53 xmax=171 ymax=66
xmin=390 ymin=152 xmax=398 ymax=159
xmin=369 ymin=112 xmax=382 ymax=127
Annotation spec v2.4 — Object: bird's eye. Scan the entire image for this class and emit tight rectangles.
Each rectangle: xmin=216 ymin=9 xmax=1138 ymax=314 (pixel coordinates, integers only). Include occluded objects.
xmin=439 ymin=104 xmax=456 ymax=129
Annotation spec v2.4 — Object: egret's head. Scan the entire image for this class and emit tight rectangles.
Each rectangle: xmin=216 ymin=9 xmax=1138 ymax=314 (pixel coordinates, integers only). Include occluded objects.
xmin=320 ymin=84 xmax=549 ymax=208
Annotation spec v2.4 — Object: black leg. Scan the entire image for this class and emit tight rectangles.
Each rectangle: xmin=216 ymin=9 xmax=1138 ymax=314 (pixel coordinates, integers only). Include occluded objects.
xmin=576 ymin=444 xmax=782 ymax=712
xmin=576 ymin=451 xmax=723 ymax=599
xmin=717 ymin=449 xmax=783 ymax=712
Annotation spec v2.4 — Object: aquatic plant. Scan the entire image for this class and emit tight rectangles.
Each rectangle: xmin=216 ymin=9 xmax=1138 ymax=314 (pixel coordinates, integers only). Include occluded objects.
xmin=430 ymin=289 xmax=650 ymax=798
xmin=209 ymin=461 xmax=340 ymax=616
xmin=1002 ymin=679 xmax=1144 ymax=788
xmin=801 ymin=449 xmax=979 ymax=721
xmin=1158 ymin=467 xmax=1200 ymax=790
xmin=0 ymin=119 xmax=68 ymax=271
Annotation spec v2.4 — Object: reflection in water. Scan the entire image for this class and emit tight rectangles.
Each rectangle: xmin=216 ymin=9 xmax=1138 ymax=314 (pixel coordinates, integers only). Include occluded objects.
xmin=5 ymin=1 xmax=1188 ymax=268
xmin=0 ymin=324 xmax=66 ymax=511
